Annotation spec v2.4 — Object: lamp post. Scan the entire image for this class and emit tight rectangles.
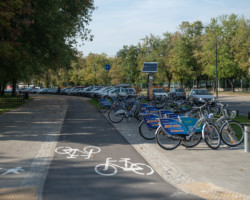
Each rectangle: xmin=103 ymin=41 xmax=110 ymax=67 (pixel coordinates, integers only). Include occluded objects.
xmin=215 ymin=34 xmax=218 ymax=98
xmin=94 ymin=64 xmax=96 ymax=86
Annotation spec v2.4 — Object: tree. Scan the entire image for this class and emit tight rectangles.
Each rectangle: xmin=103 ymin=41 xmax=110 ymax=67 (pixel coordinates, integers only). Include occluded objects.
xmin=169 ymin=32 xmax=194 ymax=87
xmin=0 ymin=0 xmax=95 ymax=94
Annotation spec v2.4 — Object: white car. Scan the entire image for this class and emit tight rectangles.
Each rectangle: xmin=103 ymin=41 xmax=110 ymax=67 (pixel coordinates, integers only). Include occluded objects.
xmin=188 ymin=89 xmax=215 ymax=105
xmin=152 ymin=88 xmax=167 ymax=98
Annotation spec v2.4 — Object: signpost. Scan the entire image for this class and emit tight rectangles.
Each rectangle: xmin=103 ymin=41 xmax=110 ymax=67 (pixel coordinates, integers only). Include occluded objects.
xmin=142 ymin=62 xmax=158 ymax=100
xmin=104 ymin=64 xmax=111 ymax=86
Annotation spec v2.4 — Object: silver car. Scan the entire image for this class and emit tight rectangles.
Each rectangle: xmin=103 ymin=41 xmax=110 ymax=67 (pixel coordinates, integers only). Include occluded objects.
xmin=188 ymin=89 xmax=215 ymax=105
xmin=168 ymin=88 xmax=186 ymax=100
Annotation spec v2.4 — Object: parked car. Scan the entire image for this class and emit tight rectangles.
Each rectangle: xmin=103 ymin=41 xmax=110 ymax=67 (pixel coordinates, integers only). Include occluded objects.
xmin=104 ymin=87 xmax=136 ymax=99
xmin=168 ymin=88 xmax=186 ymax=100
xmin=152 ymin=88 xmax=167 ymax=98
xmin=188 ymin=89 xmax=215 ymax=105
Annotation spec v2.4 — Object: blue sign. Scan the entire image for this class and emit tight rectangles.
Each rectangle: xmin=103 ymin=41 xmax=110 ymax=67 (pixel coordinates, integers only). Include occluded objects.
xmin=180 ymin=117 xmax=203 ymax=133
xmin=160 ymin=118 xmax=188 ymax=136
xmin=144 ymin=115 xmax=159 ymax=129
xmin=142 ymin=106 xmax=158 ymax=114
xmin=99 ymin=99 xmax=111 ymax=107
xmin=105 ymin=64 xmax=111 ymax=71
xmin=160 ymin=110 xmax=174 ymax=118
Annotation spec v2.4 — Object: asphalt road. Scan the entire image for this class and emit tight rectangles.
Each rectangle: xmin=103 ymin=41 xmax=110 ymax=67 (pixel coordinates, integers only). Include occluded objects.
xmin=42 ymin=97 xmax=202 ymax=200
xmin=217 ymin=95 xmax=250 ymax=117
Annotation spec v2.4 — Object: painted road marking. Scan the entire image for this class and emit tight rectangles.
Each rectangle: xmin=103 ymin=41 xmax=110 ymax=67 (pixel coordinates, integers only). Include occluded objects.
xmin=55 ymin=146 xmax=101 ymax=159
xmin=95 ymin=157 xmax=154 ymax=176
xmin=1 ymin=167 xmax=25 ymax=175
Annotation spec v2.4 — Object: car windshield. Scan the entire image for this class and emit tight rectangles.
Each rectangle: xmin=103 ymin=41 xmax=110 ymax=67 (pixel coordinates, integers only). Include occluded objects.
xmin=176 ymin=89 xmax=184 ymax=92
xmin=153 ymin=89 xmax=165 ymax=93
xmin=195 ymin=90 xmax=211 ymax=95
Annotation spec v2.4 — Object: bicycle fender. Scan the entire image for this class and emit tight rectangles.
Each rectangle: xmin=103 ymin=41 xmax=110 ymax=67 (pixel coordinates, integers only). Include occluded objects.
xmin=115 ymin=109 xmax=126 ymax=115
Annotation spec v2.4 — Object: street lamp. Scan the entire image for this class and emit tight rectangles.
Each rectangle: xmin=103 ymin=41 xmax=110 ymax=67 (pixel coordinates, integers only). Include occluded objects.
xmin=94 ymin=64 xmax=96 ymax=86
xmin=215 ymin=33 xmax=218 ymax=98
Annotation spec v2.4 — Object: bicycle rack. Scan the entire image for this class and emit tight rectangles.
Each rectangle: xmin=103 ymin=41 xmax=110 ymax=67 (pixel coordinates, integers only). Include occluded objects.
xmin=244 ymin=124 xmax=250 ymax=153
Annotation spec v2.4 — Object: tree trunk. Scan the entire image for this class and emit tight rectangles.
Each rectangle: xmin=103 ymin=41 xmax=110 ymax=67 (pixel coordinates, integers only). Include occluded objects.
xmin=196 ymin=76 xmax=200 ymax=88
xmin=12 ymin=78 xmax=17 ymax=96
xmin=228 ymin=79 xmax=235 ymax=92
xmin=0 ymin=81 xmax=7 ymax=96
xmin=166 ymin=72 xmax=172 ymax=90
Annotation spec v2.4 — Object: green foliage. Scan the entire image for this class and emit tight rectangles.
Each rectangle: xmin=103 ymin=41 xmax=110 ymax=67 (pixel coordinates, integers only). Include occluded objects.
xmin=0 ymin=0 xmax=95 ymax=92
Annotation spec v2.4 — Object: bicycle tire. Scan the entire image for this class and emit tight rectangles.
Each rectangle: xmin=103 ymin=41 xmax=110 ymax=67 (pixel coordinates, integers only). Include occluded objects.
xmin=55 ymin=146 xmax=72 ymax=154
xmin=139 ymin=120 xmax=156 ymax=140
xmin=182 ymin=132 xmax=202 ymax=148
xmin=131 ymin=163 xmax=154 ymax=175
xmin=84 ymin=146 xmax=101 ymax=154
xmin=204 ymin=123 xmax=221 ymax=149
xmin=95 ymin=164 xmax=117 ymax=176
xmin=220 ymin=120 xmax=244 ymax=147
xmin=155 ymin=127 xmax=181 ymax=150
xmin=108 ymin=105 xmax=124 ymax=123
xmin=97 ymin=102 xmax=109 ymax=113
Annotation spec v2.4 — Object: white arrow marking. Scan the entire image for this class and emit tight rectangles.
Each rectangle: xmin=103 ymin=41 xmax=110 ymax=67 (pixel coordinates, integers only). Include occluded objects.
xmin=1 ymin=167 xmax=25 ymax=175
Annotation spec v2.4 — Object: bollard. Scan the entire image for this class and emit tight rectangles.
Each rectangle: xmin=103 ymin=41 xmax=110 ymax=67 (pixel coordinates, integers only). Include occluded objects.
xmin=244 ymin=126 xmax=250 ymax=153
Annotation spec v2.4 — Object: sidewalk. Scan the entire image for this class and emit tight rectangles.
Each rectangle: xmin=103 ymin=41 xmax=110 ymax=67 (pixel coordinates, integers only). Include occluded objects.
xmin=0 ymin=95 xmax=249 ymax=200
xmin=0 ymin=95 xmax=67 ymax=200
xmin=103 ymin=113 xmax=250 ymax=200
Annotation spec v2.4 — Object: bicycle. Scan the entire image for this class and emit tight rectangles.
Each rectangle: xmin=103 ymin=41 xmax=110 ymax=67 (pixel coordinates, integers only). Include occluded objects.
xmin=95 ymin=157 xmax=154 ymax=176
xmin=155 ymin=103 xmax=221 ymax=150
xmin=55 ymin=146 xmax=101 ymax=159
xmin=138 ymin=110 xmax=174 ymax=140
xmin=108 ymin=96 xmax=142 ymax=123
xmin=211 ymin=103 xmax=244 ymax=147
xmin=97 ymin=99 xmax=112 ymax=113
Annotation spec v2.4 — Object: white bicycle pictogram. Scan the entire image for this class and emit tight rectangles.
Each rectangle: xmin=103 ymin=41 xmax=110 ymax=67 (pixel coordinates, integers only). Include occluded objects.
xmin=55 ymin=146 xmax=101 ymax=159
xmin=95 ymin=157 xmax=154 ymax=176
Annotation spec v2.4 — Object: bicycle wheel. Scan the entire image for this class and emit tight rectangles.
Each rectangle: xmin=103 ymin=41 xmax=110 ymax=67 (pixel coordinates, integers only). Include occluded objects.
xmin=97 ymin=102 xmax=109 ymax=113
xmin=84 ymin=146 xmax=101 ymax=154
xmin=131 ymin=163 xmax=154 ymax=175
xmin=95 ymin=164 xmax=117 ymax=176
xmin=204 ymin=123 xmax=221 ymax=149
xmin=155 ymin=127 xmax=181 ymax=150
xmin=182 ymin=132 xmax=202 ymax=148
xmin=139 ymin=120 xmax=156 ymax=140
xmin=55 ymin=146 xmax=72 ymax=154
xmin=108 ymin=105 xmax=125 ymax=123
xmin=220 ymin=121 xmax=244 ymax=147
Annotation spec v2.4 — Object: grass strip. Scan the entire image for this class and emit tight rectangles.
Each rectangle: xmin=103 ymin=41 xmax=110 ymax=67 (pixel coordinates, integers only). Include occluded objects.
xmin=0 ymin=94 xmax=32 ymax=115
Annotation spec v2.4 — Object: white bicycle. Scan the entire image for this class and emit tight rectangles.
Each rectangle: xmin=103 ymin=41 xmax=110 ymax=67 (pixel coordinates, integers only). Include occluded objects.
xmin=55 ymin=146 xmax=101 ymax=159
xmin=95 ymin=157 xmax=154 ymax=176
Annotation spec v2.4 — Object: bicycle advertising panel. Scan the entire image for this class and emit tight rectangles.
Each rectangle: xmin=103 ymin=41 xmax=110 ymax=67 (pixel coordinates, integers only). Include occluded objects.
xmin=180 ymin=117 xmax=203 ymax=133
xmin=141 ymin=106 xmax=159 ymax=115
xmin=159 ymin=110 xmax=174 ymax=118
xmin=99 ymin=99 xmax=111 ymax=107
xmin=143 ymin=115 xmax=159 ymax=129
xmin=159 ymin=118 xmax=188 ymax=136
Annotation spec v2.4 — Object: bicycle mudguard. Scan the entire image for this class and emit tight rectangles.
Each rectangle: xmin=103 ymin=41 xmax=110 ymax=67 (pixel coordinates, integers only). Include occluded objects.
xmin=159 ymin=118 xmax=188 ymax=136
xmin=143 ymin=114 xmax=159 ymax=129
xmin=179 ymin=117 xmax=203 ymax=133
xmin=99 ymin=99 xmax=111 ymax=107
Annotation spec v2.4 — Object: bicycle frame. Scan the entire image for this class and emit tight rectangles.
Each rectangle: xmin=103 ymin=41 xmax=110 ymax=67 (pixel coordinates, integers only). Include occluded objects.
xmin=103 ymin=158 xmax=143 ymax=172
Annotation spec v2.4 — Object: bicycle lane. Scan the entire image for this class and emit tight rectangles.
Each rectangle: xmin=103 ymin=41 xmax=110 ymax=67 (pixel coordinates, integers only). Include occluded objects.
xmin=42 ymin=96 xmax=202 ymax=200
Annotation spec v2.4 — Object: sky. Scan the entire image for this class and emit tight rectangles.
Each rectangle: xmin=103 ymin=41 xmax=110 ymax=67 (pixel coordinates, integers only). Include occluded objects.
xmin=76 ymin=0 xmax=250 ymax=57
